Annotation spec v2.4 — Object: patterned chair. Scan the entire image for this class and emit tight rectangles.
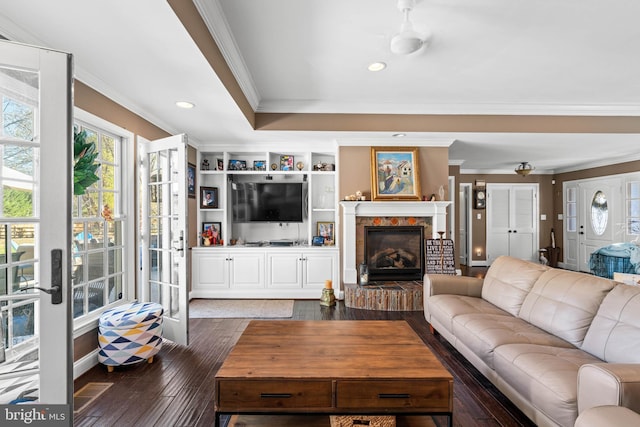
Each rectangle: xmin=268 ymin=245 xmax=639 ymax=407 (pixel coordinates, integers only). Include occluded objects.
xmin=97 ymin=302 xmax=163 ymax=372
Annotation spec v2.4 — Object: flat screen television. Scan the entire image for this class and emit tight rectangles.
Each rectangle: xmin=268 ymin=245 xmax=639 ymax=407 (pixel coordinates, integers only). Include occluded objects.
xmin=231 ymin=182 xmax=306 ymax=223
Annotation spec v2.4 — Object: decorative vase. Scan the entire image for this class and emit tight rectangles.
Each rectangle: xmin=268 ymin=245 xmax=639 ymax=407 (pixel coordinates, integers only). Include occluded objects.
xmin=438 ymin=185 xmax=445 ymax=201
xmin=203 ymin=238 xmax=211 ymax=246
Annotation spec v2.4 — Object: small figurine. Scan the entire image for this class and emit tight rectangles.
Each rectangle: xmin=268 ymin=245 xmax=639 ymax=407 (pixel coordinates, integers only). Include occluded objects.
xmin=201 ymin=159 xmax=210 ymax=170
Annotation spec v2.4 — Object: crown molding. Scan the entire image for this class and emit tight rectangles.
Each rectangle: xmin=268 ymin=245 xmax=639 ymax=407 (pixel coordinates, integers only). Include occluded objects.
xmin=460 ymin=168 xmax=555 ymax=175
xmin=257 ymin=99 xmax=640 ymax=117
xmin=336 ymin=137 xmax=455 ymax=147
xmin=194 ymin=0 xmax=260 ymax=111
xmin=554 ymin=152 xmax=640 ymax=174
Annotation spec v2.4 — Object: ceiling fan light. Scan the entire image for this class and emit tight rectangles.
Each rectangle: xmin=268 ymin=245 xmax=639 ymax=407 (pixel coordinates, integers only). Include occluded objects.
xmin=390 ymin=32 xmax=424 ymax=55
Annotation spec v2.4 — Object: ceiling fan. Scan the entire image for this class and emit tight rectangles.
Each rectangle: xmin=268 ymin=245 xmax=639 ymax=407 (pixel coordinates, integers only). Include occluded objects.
xmin=390 ymin=0 xmax=431 ymax=55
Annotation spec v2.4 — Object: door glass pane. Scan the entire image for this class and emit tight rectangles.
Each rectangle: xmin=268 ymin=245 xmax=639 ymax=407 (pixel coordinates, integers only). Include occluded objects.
xmin=591 ymin=191 xmax=608 ymax=236
xmin=0 ymin=65 xmax=40 ymax=404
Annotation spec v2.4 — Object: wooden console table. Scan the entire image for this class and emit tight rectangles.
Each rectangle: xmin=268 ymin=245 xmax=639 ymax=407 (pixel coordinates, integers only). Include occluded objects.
xmin=214 ymin=320 xmax=453 ymax=427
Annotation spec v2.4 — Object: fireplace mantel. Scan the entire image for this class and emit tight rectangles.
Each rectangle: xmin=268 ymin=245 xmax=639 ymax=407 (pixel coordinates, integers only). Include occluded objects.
xmin=340 ymin=201 xmax=451 ymax=284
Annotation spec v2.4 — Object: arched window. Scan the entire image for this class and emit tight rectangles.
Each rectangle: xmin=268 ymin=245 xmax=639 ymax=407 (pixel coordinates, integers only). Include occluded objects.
xmin=591 ymin=191 xmax=608 ymax=236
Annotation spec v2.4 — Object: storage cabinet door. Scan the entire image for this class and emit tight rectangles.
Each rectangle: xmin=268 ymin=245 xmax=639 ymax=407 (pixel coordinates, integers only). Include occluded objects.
xmin=267 ymin=253 xmax=302 ymax=288
xmin=230 ymin=252 xmax=265 ymax=288
xmin=303 ymin=252 xmax=336 ymax=288
xmin=193 ymin=252 xmax=229 ymax=290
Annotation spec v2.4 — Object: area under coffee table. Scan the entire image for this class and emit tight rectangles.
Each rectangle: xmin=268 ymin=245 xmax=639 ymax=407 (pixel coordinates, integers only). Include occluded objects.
xmin=214 ymin=320 xmax=453 ymax=427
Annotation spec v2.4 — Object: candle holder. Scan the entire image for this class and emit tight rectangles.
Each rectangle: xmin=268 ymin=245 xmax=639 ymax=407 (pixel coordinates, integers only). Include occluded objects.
xmin=320 ymin=288 xmax=336 ymax=306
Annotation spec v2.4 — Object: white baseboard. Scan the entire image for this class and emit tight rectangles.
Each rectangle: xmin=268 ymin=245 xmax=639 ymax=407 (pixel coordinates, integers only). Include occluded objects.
xmin=74 ymin=348 xmax=99 ymax=379
xmin=470 ymin=260 xmax=488 ymax=267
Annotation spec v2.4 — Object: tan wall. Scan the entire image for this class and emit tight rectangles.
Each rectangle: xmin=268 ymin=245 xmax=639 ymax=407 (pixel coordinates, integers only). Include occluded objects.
xmin=73 ymin=80 xmax=171 ymax=363
xmin=338 ymin=146 xmax=449 ymax=200
xmin=338 ymin=146 xmax=450 ymax=272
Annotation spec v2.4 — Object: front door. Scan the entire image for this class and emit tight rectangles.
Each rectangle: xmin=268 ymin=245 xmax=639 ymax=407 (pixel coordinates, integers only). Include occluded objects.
xmin=138 ymin=135 xmax=189 ymax=346
xmin=578 ymin=178 xmax=622 ymax=272
xmin=0 ymin=39 xmax=73 ymax=420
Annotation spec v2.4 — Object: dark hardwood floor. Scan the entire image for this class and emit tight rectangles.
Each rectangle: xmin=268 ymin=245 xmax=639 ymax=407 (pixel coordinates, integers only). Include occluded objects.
xmin=74 ymin=269 xmax=535 ymax=427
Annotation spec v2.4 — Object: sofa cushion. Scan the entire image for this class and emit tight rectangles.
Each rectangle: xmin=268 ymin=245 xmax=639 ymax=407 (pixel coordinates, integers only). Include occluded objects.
xmin=493 ymin=343 xmax=602 ymax=427
xmin=427 ymin=294 xmax=507 ymax=335
xmin=452 ymin=313 xmax=573 ymax=369
xmin=481 ymin=256 xmax=549 ymax=316
xmin=582 ymin=284 xmax=640 ymax=362
xmin=519 ymin=269 xmax=616 ymax=347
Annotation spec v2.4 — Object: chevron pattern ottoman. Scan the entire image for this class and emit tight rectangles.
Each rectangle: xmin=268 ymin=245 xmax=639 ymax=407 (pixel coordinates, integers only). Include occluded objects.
xmin=98 ymin=302 xmax=163 ymax=372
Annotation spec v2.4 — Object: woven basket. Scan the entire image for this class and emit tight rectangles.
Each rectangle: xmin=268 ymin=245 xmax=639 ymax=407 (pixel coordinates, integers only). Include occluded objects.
xmin=330 ymin=415 xmax=396 ymax=427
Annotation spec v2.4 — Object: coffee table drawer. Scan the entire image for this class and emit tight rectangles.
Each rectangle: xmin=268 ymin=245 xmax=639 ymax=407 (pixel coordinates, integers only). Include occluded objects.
xmin=218 ymin=380 xmax=332 ymax=409
xmin=336 ymin=380 xmax=452 ymax=411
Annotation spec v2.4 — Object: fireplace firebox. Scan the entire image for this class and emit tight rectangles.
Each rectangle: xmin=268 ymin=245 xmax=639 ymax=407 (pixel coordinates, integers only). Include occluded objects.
xmin=364 ymin=226 xmax=424 ymax=281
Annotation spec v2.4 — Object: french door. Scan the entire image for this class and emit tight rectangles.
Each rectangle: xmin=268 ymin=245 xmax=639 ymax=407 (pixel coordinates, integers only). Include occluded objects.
xmin=138 ymin=135 xmax=189 ymax=346
xmin=0 ymin=39 xmax=73 ymax=420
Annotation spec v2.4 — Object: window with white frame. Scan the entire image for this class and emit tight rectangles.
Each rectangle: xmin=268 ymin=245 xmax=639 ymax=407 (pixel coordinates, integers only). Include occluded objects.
xmin=72 ymin=118 xmax=130 ymax=319
xmin=627 ymin=181 xmax=640 ymax=235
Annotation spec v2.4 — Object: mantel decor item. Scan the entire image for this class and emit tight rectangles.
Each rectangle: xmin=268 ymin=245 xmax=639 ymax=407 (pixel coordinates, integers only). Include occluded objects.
xmin=370 ymin=146 xmax=421 ymax=201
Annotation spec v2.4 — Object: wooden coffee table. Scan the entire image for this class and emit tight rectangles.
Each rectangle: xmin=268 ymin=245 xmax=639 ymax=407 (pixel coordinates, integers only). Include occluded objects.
xmin=214 ymin=320 xmax=453 ymax=427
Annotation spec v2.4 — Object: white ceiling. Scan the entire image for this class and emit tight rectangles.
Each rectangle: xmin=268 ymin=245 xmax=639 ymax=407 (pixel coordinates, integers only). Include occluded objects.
xmin=1 ymin=0 xmax=639 ymax=173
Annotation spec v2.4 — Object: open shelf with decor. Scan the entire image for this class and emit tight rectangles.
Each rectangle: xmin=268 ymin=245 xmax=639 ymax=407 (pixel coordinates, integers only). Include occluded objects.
xmin=192 ymin=146 xmax=339 ymax=299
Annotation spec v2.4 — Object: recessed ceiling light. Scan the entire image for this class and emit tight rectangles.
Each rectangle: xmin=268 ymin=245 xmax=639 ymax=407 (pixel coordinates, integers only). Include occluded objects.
xmin=368 ymin=62 xmax=387 ymax=72
xmin=393 ymin=133 xmax=406 ymax=138
xmin=176 ymin=101 xmax=195 ymax=109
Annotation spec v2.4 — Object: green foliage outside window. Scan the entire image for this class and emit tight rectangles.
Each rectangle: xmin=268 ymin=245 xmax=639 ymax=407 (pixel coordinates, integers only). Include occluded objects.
xmin=74 ymin=127 xmax=101 ymax=195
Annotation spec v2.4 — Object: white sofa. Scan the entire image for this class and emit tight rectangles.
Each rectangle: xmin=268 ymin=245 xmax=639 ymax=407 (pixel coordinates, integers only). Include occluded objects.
xmin=423 ymin=256 xmax=640 ymax=427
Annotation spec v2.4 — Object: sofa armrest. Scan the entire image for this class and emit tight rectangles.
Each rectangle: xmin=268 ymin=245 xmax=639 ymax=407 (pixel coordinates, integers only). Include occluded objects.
xmin=578 ymin=363 xmax=640 ymax=415
xmin=575 ymin=405 xmax=640 ymax=427
xmin=424 ymin=274 xmax=483 ymax=298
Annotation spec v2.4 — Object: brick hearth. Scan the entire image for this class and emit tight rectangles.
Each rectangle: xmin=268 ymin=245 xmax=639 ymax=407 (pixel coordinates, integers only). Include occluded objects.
xmin=344 ymin=281 xmax=423 ymax=311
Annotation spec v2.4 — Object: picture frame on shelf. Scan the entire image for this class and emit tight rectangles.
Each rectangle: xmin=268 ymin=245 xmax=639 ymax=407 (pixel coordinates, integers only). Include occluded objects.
xmin=217 ymin=158 xmax=224 ymax=171
xmin=312 ymin=236 xmax=325 ymax=246
xmin=187 ymin=162 xmax=196 ymax=199
xmin=280 ymin=155 xmax=294 ymax=171
xmin=253 ymin=160 xmax=267 ymax=171
xmin=370 ymin=146 xmax=422 ymax=201
xmin=228 ymin=159 xmax=247 ymax=171
xmin=317 ymin=221 xmax=335 ymax=245
xmin=201 ymin=221 xmax=222 ymax=246
xmin=200 ymin=186 xmax=219 ymax=209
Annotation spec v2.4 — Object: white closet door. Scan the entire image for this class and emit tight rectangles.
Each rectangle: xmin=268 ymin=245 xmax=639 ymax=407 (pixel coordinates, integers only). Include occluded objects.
xmin=487 ymin=184 xmax=538 ymax=265
xmin=486 ymin=185 xmax=511 ymax=264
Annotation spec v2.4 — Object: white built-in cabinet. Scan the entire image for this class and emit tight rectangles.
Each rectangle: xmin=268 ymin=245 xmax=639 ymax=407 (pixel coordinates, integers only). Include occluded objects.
xmin=190 ymin=146 xmax=339 ymax=299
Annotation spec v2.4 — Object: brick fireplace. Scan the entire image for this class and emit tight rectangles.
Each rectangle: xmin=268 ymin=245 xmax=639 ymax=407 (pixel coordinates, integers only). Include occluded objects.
xmin=341 ymin=201 xmax=450 ymax=284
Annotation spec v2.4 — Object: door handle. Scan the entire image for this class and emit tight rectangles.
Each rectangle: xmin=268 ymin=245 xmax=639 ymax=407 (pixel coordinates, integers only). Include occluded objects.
xmin=513 ymin=230 xmax=517 ymax=233
xmin=172 ymin=231 xmax=185 ymax=256
xmin=19 ymin=249 xmax=62 ymax=304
